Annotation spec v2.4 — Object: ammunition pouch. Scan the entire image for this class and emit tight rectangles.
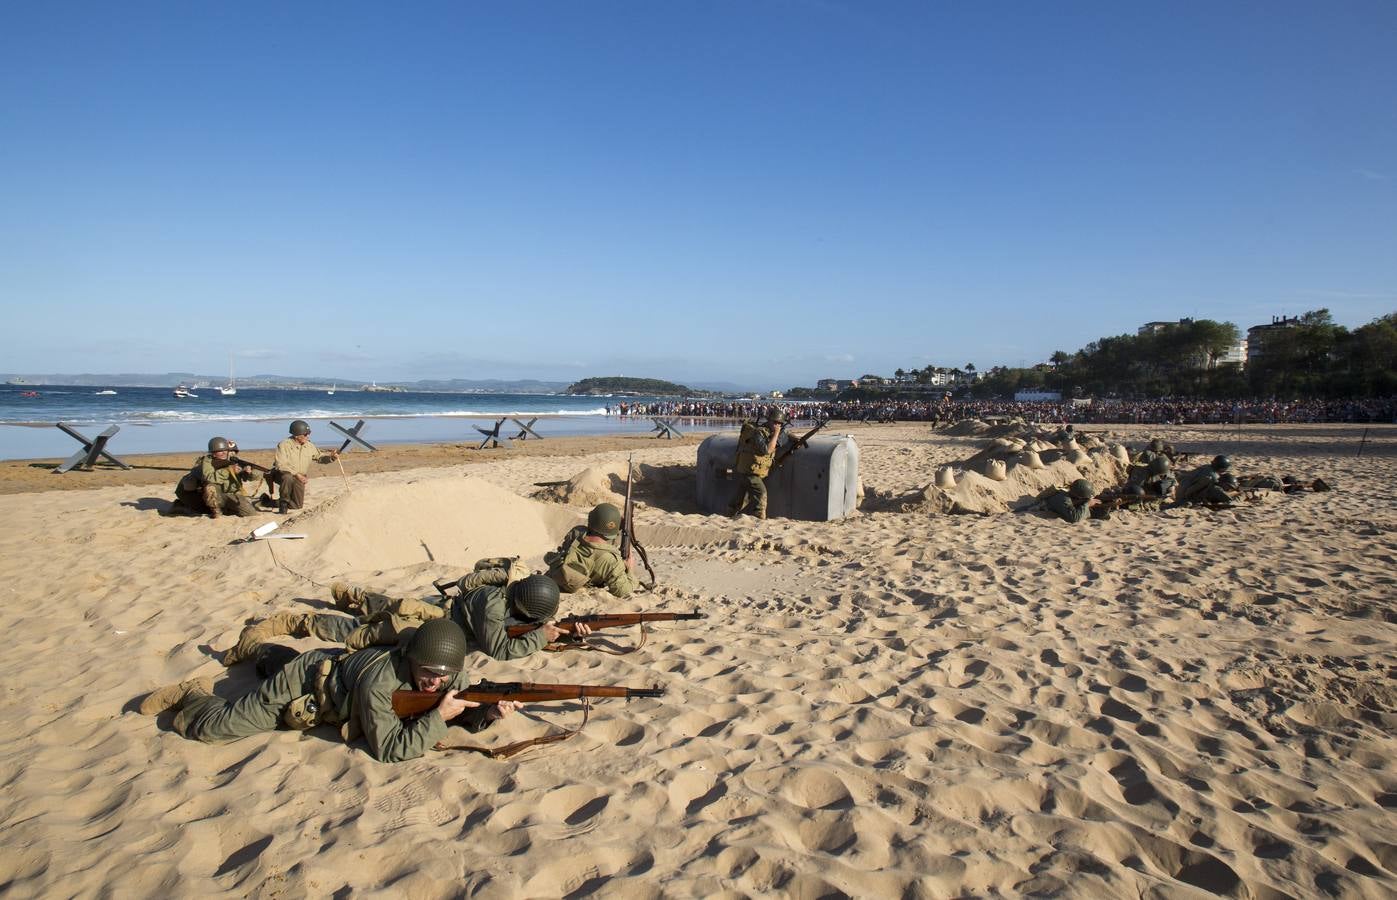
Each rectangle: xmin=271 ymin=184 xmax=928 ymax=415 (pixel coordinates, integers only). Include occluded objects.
xmin=281 ymin=694 xmax=321 ymax=730
xmin=281 ymin=658 xmax=339 ymax=730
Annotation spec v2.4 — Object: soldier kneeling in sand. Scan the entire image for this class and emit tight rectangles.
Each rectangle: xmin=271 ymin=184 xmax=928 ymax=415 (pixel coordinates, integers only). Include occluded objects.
xmin=223 ymin=574 xmax=591 ymax=667
xmin=170 ymin=436 xmax=258 ymax=518
xmin=142 ymin=619 xmax=518 ymax=763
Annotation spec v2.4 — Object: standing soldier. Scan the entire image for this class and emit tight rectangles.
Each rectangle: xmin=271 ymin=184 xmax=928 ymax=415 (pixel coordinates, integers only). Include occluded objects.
xmin=270 ymin=420 xmax=337 ymax=513
xmin=172 ymin=436 xmax=257 ymax=518
xmin=728 ymin=407 xmax=786 ymax=520
xmin=141 ymin=619 xmax=519 ymax=763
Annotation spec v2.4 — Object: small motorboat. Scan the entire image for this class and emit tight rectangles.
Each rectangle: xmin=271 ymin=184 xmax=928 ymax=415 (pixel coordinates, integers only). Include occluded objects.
xmin=173 ymin=385 xmax=198 ymax=399
xmin=95 ymin=390 xmax=117 ymax=395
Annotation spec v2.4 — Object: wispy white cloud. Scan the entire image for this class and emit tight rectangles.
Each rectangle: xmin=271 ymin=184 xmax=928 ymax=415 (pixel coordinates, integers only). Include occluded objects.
xmin=1354 ymin=168 xmax=1390 ymax=182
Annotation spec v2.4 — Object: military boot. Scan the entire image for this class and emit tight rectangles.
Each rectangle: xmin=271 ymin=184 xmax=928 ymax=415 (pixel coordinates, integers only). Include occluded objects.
xmin=223 ymin=612 xmax=313 ymax=666
xmin=139 ymin=676 xmax=215 ymax=716
xmin=754 ymin=501 xmax=768 ymax=520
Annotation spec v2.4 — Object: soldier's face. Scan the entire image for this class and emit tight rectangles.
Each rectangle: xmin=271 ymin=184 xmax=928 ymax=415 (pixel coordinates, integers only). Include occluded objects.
xmin=294 ymin=433 xmax=309 ymax=444
xmin=212 ymin=450 xmax=230 ymax=461
xmin=413 ymin=666 xmax=451 ymax=693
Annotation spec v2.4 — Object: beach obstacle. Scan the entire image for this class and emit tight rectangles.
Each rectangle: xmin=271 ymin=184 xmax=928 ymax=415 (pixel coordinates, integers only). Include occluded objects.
xmin=53 ymin=422 xmax=130 ymax=474
xmin=651 ymin=417 xmax=684 ymax=439
xmin=476 ymin=419 xmax=513 ymax=449
xmin=510 ymin=417 xmax=544 ymax=441
xmin=330 ymin=419 xmax=377 ymax=454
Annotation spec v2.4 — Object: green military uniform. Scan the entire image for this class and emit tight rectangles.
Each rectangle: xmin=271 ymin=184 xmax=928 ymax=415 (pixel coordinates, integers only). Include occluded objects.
xmin=455 ymin=556 xmax=532 ymax=593
xmin=729 ymin=421 xmax=778 ymax=519
xmin=173 ymin=454 xmax=256 ymax=517
xmin=1175 ymin=466 xmax=1232 ymax=505
xmin=1043 ymin=488 xmax=1091 ymax=523
xmin=170 ymin=645 xmax=490 ymax=762
xmin=544 ymin=526 xmax=637 ymax=598
xmin=1126 ymin=468 xmax=1176 ymax=499
xmin=239 ymin=584 xmax=550 ymax=663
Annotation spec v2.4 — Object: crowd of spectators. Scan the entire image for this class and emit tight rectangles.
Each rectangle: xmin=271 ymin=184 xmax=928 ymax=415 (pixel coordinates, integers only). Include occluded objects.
xmin=609 ymin=396 xmax=1397 ymax=425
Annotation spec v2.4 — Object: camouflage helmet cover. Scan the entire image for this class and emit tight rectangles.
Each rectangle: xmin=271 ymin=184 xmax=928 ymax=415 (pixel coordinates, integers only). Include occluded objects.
xmin=768 ymin=406 xmax=788 ymax=424
xmin=587 ymin=503 xmax=623 ymax=538
xmin=208 ymin=436 xmax=232 ymax=453
xmin=1068 ymin=478 xmax=1095 ymax=501
xmin=1147 ymin=456 xmax=1171 ymax=476
xmin=508 ymin=574 xmax=560 ymax=622
xmin=289 ymin=420 xmax=312 ymax=436
xmin=406 ymin=619 xmax=467 ymax=675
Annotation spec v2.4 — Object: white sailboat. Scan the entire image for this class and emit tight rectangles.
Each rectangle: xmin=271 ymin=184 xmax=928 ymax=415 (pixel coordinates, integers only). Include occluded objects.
xmin=220 ymin=355 xmax=237 ymax=396
xmin=327 ymin=383 xmax=336 ymax=395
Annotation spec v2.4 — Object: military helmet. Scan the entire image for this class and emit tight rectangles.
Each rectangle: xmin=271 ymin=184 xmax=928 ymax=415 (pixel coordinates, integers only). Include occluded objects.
xmin=587 ymin=503 xmax=623 ymax=538
xmin=289 ymin=420 xmax=311 ymax=436
xmin=1147 ymin=456 xmax=1171 ymax=476
xmin=208 ymin=436 xmax=232 ymax=453
xmin=1068 ymin=479 xmax=1095 ymax=501
xmin=1211 ymin=454 xmax=1232 ymax=473
xmin=1194 ymin=467 xmax=1220 ymax=487
xmin=768 ymin=407 xmax=788 ymax=425
xmin=1219 ymin=472 xmax=1239 ymax=490
xmin=406 ymin=619 xmax=467 ymax=675
xmin=1148 ymin=438 xmax=1166 ymax=453
xmin=507 ymin=575 xmax=560 ymax=623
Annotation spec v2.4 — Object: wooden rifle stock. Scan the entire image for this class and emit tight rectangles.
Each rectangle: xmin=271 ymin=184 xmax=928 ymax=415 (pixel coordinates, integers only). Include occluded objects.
xmin=392 ymin=680 xmax=666 ymax=718
xmin=505 ymin=610 xmax=705 ymax=639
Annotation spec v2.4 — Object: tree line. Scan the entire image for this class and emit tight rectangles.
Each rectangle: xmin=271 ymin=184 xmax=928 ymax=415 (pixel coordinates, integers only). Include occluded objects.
xmin=966 ymin=310 xmax=1396 ymax=399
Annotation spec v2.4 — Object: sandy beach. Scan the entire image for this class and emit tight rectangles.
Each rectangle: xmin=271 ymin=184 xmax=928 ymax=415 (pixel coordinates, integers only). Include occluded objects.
xmin=0 ymin=422 xmax=1394 ymax=898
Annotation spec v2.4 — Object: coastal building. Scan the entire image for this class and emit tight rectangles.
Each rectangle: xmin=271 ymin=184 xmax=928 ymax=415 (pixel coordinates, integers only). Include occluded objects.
xmin=1138 ymin=318 xmax=1194 ymax=335
xmin=1246 ymin=316 xmax=1300 ymax=365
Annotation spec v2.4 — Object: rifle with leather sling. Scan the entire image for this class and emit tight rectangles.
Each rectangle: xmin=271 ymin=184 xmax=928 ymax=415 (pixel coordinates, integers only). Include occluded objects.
xmin=393 ymin=680 xmax=667 ymax=759
xmin=773 ymin=418 xmax=828 ymax=468
xmin=506 ymin=610 xmax=705 ymax=653
xmin=620 ymin=455 xmax=656 ymax=588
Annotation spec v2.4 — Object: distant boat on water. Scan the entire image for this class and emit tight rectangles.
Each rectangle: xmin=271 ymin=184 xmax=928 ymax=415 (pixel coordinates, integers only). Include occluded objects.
xmin=173 ymin=384 xmax=198 ymax=399
xmin=220 ymin=354 xmax=237 ymax=396
xmin=327 ymin=383 xmax=336 ymax=395
xmin=95 ymin=390 xmax=117 ymax=395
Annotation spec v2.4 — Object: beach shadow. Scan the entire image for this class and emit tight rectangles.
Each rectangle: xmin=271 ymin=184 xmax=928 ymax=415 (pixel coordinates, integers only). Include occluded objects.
xmin=121 ymin=497 xmax=172 ymax=513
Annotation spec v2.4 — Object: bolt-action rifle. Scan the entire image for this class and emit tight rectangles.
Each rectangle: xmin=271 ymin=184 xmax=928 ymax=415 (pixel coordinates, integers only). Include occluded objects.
xmin=229 ymin=455 xmax=272 ymax=474
xmin=392 ymin=680 xmax=667 ymax=758
xmin=507 ymin=610 xmax=704 ymax=653
xmin=620 ymin=455 xmax=656 ymax=588
xmin=773 ymin=418 xmax=828 ymax=469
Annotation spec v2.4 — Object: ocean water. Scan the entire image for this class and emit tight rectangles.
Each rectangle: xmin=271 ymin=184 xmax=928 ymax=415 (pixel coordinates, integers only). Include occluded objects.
xmin=0 ymin=384 xmax=720 ymax=460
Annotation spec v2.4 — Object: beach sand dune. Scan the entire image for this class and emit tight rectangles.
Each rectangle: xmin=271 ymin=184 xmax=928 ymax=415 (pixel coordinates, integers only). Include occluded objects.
xmin=0 ymin=423 xmax=1393 ymax=897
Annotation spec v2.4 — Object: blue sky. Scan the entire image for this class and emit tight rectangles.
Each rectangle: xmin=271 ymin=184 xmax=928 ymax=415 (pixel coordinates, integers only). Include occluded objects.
xmin=2 ymin=2 xmax=1393 ymax=390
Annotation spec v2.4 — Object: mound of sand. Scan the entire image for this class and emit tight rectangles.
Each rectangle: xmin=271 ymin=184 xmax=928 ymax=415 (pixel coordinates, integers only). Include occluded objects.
xmin=909 ymin=454 xmax=1129 ymax=516
xmin=275 ymin=476 xmax=581 ymax=581
xmin=532 ymin=463 xmax=626 ymax=508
